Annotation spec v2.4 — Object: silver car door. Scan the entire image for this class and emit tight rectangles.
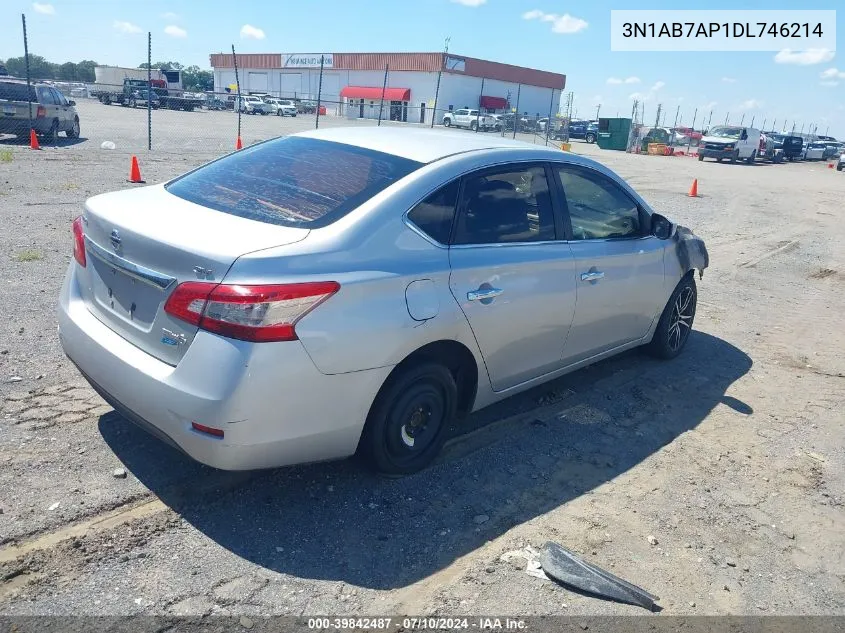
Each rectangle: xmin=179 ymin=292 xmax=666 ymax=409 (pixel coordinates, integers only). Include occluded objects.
xmin=448 ymin=163 xmax=577 ymax=392
xmin=553 ymin=164 xmax=665 ymax=364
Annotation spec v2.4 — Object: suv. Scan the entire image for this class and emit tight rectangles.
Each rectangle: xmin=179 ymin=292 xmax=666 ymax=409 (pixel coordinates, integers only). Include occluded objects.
xmin=556 ymin=120 xmax=597 ymax=143
xmin=442 ymin=108 xmax=496 ymax=131
xmin=236 ymin=95 xmax=272 ymax=115
xmin=0 ymin=79 xmax=80 ymax=139
xmin=274 ymin=99 xmax=298 ymax=117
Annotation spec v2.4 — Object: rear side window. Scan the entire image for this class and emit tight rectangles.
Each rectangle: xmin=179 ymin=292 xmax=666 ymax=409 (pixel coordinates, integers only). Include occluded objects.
xmin=407 ymin=180 xmax=459 ymax=244
xmin=37 ymin=87 xmax=56 ymax=105
xmin=166 ymin=137 xmax=422 ymax=228
xmin=0 ymin=82 xmax=35 ymax=102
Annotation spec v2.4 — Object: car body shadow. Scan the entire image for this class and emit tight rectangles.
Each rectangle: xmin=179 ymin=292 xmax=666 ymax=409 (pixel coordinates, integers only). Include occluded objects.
xmin=99 ymin=331 xmax=751 ymax=590
xmin=0 ymin=134 xmax=87 ymax=147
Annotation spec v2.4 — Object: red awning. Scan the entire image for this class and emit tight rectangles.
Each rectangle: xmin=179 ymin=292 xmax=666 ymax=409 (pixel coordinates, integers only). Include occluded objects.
xmin=340 ymin=86 xmax=411 ymax=101
xmin=479 ymin=95 xmax=508 ymax=109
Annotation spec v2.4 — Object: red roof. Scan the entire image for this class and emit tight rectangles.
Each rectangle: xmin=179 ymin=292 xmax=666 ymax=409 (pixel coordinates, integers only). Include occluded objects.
xmin=340 ymin=86 xmax=411 ymax=101
xmin=479 ymin=95 xmax=508 ymax=109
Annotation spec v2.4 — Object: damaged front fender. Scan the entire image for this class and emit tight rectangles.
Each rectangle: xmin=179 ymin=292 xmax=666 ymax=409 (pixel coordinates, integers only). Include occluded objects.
xmin=673 ymin=224 xmax=709 ymax=280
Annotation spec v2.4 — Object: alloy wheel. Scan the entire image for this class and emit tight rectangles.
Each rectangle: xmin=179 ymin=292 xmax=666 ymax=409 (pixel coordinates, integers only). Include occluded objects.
xmin=667 ymin=286 xmax=694 ymax=352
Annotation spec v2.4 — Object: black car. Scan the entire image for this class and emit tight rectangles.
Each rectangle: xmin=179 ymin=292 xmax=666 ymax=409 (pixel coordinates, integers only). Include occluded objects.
xmin=765 ymin=133 xmax=803 ymax=161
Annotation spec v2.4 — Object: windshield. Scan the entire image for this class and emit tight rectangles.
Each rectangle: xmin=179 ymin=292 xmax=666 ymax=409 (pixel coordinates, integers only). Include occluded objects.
xmin=708 ymin=126 xmax=742 ymax=139
xmin=165 ymin=137 xmax=422 ymax=228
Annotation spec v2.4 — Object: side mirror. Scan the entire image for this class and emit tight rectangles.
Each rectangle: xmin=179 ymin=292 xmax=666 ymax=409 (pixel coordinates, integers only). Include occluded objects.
xmin=68 ymin=100 xmax=76 ymax=106
xmin=651 ymin=213 xmax=673 ymax=240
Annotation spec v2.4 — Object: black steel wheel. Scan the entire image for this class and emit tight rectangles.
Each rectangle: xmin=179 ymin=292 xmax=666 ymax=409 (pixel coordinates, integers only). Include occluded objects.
xmin=360 ymin=362 xmax=456 ymax=475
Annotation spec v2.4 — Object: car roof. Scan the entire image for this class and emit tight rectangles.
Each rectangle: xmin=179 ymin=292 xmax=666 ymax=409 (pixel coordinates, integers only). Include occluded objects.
xmin=293 ymin=127 xmax=555 ymax=163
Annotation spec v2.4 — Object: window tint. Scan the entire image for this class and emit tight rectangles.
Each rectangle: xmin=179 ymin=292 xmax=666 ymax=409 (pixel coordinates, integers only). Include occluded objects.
xmin=407 ymin=180 xmax=459 ymax=244
xmin=556 ymin=167 xmax=641 ymax=240
xmin=166 ymin=137 xmax=422 ymax=228
xmin=52 ymin=89 xmax=67 ymax=106
xmin=453 ymin=165 xmax=555 ymax=245
xmin=0 ymin=82 xmax=35 ymax=101
xmin=37 ymin=87 xmax=56 ymax=105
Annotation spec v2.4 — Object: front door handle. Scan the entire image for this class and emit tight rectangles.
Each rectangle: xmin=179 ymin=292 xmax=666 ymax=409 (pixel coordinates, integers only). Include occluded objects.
xmin=467 ymin=287 xmax=503 ymax=301
xmin=580 ymin=271 xmax=605 ymax=282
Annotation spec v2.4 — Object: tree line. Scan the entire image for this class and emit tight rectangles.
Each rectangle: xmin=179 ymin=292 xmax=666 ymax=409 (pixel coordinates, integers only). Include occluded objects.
xmin=0 ymin=56 xmax=213 ymax=92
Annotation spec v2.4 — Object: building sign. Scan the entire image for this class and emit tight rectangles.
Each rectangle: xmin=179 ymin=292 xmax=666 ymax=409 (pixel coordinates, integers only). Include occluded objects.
xmin=283 ymin=54 xmax=334 ymax=68
xmin=444 ymin=56 xmax=465 ymax=72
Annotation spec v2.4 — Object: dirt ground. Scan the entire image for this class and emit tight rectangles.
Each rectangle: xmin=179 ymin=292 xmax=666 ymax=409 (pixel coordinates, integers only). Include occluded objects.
xmin=0 ymin=119 xmax=843 ymax=618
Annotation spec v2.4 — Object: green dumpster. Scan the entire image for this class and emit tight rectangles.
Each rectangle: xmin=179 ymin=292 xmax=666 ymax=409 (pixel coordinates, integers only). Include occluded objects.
xmin=596 ymin=117 xmax=632 ymax=151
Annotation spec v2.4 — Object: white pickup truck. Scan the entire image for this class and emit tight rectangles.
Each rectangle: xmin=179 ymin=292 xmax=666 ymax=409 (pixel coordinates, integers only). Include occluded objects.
xmin=698 ymin=126 xmax=761 ymax=163
xmin=442 ymin=108 xmax=496 ymax=132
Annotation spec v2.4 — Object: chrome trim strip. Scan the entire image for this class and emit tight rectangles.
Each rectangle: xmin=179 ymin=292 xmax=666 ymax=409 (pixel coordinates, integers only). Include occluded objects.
xmin=84 ymin=236 xmax=176 ymax=291
xmin=402 ymin=216 xmax=448 ymax=249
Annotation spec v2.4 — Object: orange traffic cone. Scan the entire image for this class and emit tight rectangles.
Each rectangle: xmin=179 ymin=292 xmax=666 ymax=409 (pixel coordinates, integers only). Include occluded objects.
xmin=29 ymin=129 xmax=41 ymax=150
xmin=128 ymin=155 xmax=145 ymax=183
xmin=688 ymin=178 xmax=699 ymax=198
xmin=236 ymin=136 xmax=243 ymax=150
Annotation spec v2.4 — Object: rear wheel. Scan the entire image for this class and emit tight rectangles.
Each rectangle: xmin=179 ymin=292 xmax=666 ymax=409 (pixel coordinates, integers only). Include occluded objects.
xmin=360 ymin=362 xmax=457 ymax=476
xmin=837 ymin=164 xmax=843 ymax=171
xmin=585 ymin=132 xmax=596 ymax=144
xmin=746 ymin=150 xmax=756 ymax=164
xmin=470 ymin=120 xmax=478 ymax=131
xmin=66 ymin=117 xmax=80 ymax=138
xmin=698 ymin=154 xmax=704 ymax=162
xmin=443 ymin=118 xmax=451 ymax=128
xmin=647 ymin=276 xmax=697 ymax=360
xmin=129 ymin=98 xmax=137 ymax=108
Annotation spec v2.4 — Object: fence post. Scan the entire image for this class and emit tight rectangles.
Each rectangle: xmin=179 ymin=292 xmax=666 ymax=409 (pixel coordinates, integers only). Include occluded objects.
xmin=315 ymin=55 xmax=324 ymax=129
xmin=147 ymin=32 xmax=152 ymax=151
xmin=707 ymin=110 xmax=713 ymax=130
xmin=687 ymin=108 xmax=697 ymax=154
xmin=21 ymin=14 xmax=33 ymax=135
xmin=511 ymin=84 xmax=521 ymax=139
xmin=378 ymin=63 xmax=388 ymax=126
xmin=232 ymin=45 xmax=241 ymax=143
xmin=544 ymin=88 xmax=555 ymax=146
xmin=475 ymin=78 xmax=484 ymax=133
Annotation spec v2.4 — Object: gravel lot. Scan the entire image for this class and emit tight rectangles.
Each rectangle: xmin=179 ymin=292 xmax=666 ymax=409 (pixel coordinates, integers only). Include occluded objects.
xmin=0 ymin=104 xmax=843 ymax=618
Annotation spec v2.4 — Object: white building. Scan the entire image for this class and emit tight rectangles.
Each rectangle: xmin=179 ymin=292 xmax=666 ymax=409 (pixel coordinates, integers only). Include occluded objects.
xmin=209 ymin=52 xmax=566 ymax=125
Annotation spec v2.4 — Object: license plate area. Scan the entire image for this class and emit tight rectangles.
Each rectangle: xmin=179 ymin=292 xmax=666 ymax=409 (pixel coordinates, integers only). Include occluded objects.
xmin=90 ymin=256 xmax=163 ymax=330
xmin=3 ymin=105 xmax=16 ymax=116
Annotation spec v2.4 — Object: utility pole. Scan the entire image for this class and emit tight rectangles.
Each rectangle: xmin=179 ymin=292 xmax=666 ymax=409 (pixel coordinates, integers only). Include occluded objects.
xmin=725 ymin=112 xmax=730 ymax=125
xmin=687 ymin=108 xmax=698 ymax=153
xmin=315 ymin=55 xmax=324 ymax=129
xmin=673 ymin=105 xmax=680 ymax=131
xmin=740 ymin=113 xmax=745 ymax=126
xmin=430 ymin=36 xmax=449 ymax=128
xmin=750 ymin=115 xmax=755 ymax=128
xmin=654 ymin=103 xmax=662 ymax=130
xmin=377 ymin=63 xmax=388 ymax=126
xmin=707 ymin=110 xmax=713 ymax=130
xmin=595 ymin=103 xmax=600 ymax=120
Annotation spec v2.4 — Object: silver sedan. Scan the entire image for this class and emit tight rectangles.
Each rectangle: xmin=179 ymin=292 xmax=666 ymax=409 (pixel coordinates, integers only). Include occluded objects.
xmin=58 ymin=127 xmax=708 ymax=475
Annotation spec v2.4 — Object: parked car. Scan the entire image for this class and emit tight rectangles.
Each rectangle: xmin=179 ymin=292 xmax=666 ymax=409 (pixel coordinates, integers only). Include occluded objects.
xmin=802 ymin=141 xmax=827 ymax=161
xmin=564 ymin=120 xmax=598 ymax=142
xmin=442 ymin=108 xmax=497 ymax=131
xmin=58 ymin=127 xmax=708 ymax=475
xmin=0 ymin=78 xmax=80 ymax=139
xmin=698 ymin=126 xmax=761 ymax=163
xmin=837 ymin=151 xmax=845 ymax=171
xmin=822 ymin=143 xmax=841 ymax=161
xmin=490 ymin=114 xmax=504 ymax=132
xmin=127 ymin=89 xmax=160 ymax=109
xmin=673 ymin=126 xmax=702 ymax=142
xmin=297 ymin=100 xmax=318 ymax=114
xmin=235 ymin=95 xmax=272 ymax=115
xmin=765 ymin=133 xmax=803 ymax=161
xmin=274 ymin=99 xmax=298 ymax=117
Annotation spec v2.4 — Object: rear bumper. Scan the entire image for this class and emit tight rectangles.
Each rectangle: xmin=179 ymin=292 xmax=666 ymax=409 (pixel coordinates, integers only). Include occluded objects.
xmin=57 ymin=263 xmax=393 ymax=470
xmin=0 ymin=117 xmax=51 ymax=135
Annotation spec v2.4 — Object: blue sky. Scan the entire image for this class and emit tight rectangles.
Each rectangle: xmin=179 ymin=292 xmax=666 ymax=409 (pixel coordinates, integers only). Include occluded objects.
xmin=2 ymin=0 xmax=843 ymax=136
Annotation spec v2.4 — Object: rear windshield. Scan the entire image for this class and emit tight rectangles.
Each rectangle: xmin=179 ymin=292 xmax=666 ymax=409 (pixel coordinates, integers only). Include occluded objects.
xmin=0 ymin=82 xmax=36 ymax=102
xmin=165 ymin=136 xmax=422 ymax=228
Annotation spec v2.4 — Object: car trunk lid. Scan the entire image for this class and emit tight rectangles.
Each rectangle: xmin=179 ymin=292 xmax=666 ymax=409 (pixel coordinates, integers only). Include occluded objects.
xmin=78 ymin=184 xmax=309 ymax=365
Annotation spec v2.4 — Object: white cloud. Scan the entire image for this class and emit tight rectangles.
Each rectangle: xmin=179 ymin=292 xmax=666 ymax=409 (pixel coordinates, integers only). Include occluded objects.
xmin=451 ymin=0 xmax=486 ymax=5
xmin=607 ymin=76 xmax=639 ymax=85
xmin=592 ymin=95 xmax=602 ymax=104
xmin=820 ymin=67 xmax=845 ymax=80
xmin=164 ymin=25 xmax=187 ymax=38
xmin=820 ymin=80 xmax=839 ymax=87
xmin=721 ymin=77 xmax=737 ymax=83
xmin=240 ymin=24 xmax=266 ymax=40
xmin=702 ymin=101 xmax=718 ymax=110
xmin=628 ymin=92 xmax=647 ymax=102
xmin=522 ymin=10 xmax=588 ymax=34
xmin=113 ymin=20 xmax=142 ymax=34
xmin=161 ymin=12 xmax=179 ymax=19
xmin=774 ymin=49 xmax=834 ymax=65
xmin=651 ymin=81 xmax=665 ymax=91
xmin=32 ymin=2 xmax=55 ymax=14
xmin=737 ymin=99 xmax=762 ymax=111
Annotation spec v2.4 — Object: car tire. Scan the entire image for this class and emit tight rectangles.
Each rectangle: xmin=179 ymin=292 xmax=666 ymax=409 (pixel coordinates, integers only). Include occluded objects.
xmin=730 ymin=151 xmax=738 ymax=164
xmin=129 ymin=98 xmax=137 ymax=108
xmin=585 ymin=133 xmax=596 ymax=144
xmin=746 ymin=150 xmax=756 ymax=164
xmin=470 ymin=121 xmax=478 ymax=131
xmin=698 ymin=154 xmax=704 ymax=162
xmin=443 ymin=118 xmax=451 ymax=127
xmin=360 ymin=362 xmax=457 ymax=476
xmin=647 ymin=275 xmax=697 ymax=360
xmin=66 ymin=117 xmax=80 ymax=139
xmin=837 ymin=164 xmax=843 ymax=171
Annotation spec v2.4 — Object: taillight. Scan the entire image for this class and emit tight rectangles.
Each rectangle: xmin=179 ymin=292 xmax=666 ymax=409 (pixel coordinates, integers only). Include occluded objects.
xmin=72 ymin=216 xmax=86 ymax=267
xmin=164 ymin=281 xmax=339 ymax=342
xmin=36 ymin=105 xmax=46 ymax=119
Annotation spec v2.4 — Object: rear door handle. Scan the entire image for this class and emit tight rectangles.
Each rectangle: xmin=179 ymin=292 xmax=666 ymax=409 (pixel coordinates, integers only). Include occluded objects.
xmin=580 ymin=271 xmax=605 ymax=282
xmin=467 ymin=287 xmax=503 ymax=301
